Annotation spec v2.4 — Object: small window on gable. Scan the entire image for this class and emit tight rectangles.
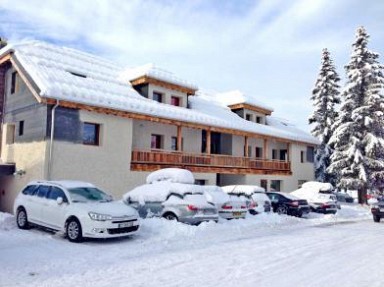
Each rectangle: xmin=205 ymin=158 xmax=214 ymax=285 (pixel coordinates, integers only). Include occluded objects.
xmin=153 ymin=92 xmax=163 ymax=103
xmin=171 ymin=96 xmax=181 ymax=106
xmin=19 ymin=121 xmax=24 ymax=136
xmin=11 ymin=71 xmax=17 ymax=94
xmin=300 ymin=151 xmax=305 ymax=163
xmin=245 ymin=114 xmax=252 ymax=121
xmin=151 ymin=134 xmax=163 ymax=149
xmin=256 ymin=116 xmax=262 ymax=123
xmin=83 ymin=122 xmax=100 ymax=146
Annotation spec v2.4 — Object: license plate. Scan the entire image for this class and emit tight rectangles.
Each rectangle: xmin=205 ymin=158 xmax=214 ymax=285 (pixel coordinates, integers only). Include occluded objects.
xmin=233 ymin=212 xmax=242 ymax=217
xmin=118 ymin=222 xmax=134 ymax=228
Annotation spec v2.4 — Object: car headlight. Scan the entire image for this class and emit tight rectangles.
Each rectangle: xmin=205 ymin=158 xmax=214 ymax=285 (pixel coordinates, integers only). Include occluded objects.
xmin=88 ymin=212 xmax=113 ymax=221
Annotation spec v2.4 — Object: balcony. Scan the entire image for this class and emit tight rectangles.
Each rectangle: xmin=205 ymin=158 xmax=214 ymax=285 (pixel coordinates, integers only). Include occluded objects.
xmin=131 ymin=150 xmax=291 ymax=175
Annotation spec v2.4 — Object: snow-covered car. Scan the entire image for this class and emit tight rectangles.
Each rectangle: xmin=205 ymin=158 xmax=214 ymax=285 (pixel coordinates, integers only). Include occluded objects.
xmin=13 ymin=180 xmax=140 ymax=242
xmin=266 ymin=192 xmax=310 ymax=217
xmin=203 ymin=186 xmax=247 ymax=220
xmin=334 ymin=192 xmax=354 ymax=203
xmin=290 ymin=182 xmax=340 ymax=214
xmin=222 ymin=185 xmax=271 ymax=214
xmin=123 ymin=181 xmax=219 ymax=224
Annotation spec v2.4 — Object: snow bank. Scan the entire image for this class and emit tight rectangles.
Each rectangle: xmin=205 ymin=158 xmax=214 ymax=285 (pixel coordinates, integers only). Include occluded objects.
xmin=146 ymin=168 xmax=195 ymax=184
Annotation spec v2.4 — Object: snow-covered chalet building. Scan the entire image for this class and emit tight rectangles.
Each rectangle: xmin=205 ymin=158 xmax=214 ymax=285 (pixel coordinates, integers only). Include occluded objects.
xmin=0 ymin=41 xmax=318 ymax=212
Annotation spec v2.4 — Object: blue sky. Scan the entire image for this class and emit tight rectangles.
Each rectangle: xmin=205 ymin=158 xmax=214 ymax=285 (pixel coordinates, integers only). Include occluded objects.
xmin=1 ymin=0 xmax=383 ymax=132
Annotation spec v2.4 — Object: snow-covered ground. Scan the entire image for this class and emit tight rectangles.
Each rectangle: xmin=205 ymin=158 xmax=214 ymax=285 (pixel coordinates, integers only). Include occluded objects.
xmin=0 ymin=204 xmax=380 ymax=287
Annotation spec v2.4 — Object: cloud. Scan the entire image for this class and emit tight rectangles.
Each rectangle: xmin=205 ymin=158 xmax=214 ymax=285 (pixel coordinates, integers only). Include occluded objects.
xmin=1 ymin=0 xmax=384 ymax=132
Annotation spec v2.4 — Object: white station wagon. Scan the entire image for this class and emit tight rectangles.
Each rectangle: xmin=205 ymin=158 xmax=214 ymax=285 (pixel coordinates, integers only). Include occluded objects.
xmin=13 ymin=180 xmax=140 ymax=242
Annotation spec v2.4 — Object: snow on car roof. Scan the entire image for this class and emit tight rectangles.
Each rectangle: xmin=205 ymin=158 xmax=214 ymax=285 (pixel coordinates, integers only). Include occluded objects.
xmin=0 ymin=41 xmax=318 ymax=145
xmin=221 ymin=185 xmax=265 ymax=196
xmin=203 ymin=186 xmax=230 ymax=205
xmin=124 ymin=181 xmax=205 ymax=202
xmin=146 ymin=168 xmax=195 ymax=184
xmin=301 ymin=181 xmax=333 ymax=192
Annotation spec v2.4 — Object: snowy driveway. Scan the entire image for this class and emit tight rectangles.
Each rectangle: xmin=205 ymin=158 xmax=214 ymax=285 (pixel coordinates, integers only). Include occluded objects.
xmin=0 ymin=206 xmax=381 ymax=287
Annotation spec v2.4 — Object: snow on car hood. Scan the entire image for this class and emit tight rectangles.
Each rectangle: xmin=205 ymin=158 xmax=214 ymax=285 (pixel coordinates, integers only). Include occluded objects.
xmin=78 ymin=200 xmax=138 ymax=217
xmin=291 ymin=189 xmax=336 ymax=203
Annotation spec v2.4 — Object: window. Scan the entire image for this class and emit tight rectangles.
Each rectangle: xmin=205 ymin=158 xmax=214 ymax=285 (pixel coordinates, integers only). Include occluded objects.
xmin=245 ymin=114 xmax=252 ymax=121
xmin=248 ymin=146 xmax=252 ymax=157
xmin=195 ymin=179 xmax=207 ymax=186
xmin=171 ymin=136 xmax=183 ymax=151
xmin=272 ymin=149 xmax=278 ymax=160
xmin=151 ymin=134 xmax=163 ymax=149
xmin=153 ymin=92 xmax=163 ymax=103
xmin=171 ymin=96 xmax=180 ymax=106
xmin=83 ymin=122 xmax=100 ymax=146
xmin=10 ymin=71 xmax=17 ymax=94
xmin=256 ymin=116 xmax=262 ymax=123
xmin=47 ymin=187 xmax=68 ymax=202
xmin=36 ymin=185 xmax=50 ymax=198
xmin=306 ymin=146 xmax=315 ymax=163
xmin=255 ymin=147 xmax=263 ymax=158
xmin=260 ymin=179 xmax=268 ymax=191
xmin=270 ymin=180 xmax=281 ymax=191
xmin=22 ymin=185 xmax=38 ymax=196
xmin=300 ymin=151 xmax=305 ymax=163
xmin=280 ymin=149 xmax=287 ymax=161
xmin=18 ymin=121 xmax=24 ymax=136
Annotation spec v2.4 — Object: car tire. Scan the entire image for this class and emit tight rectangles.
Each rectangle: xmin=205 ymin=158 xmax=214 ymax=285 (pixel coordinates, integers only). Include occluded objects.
xmin=373 ymin=215 xmax=381 ymax=223
xmin=163 ymin=213 xmax=178 ymax=221
xmin=66 ymin=218 xmax=83 ymax=243
xmin=277 ymin=206 xmax=288 ymax=215
xmin=16 ymin=207 xmax=30 ymax=230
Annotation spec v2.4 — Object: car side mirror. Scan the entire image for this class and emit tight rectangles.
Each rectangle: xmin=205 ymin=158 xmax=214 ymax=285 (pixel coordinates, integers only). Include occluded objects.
xmin=57 ymin=197 xmax=64 ymax=205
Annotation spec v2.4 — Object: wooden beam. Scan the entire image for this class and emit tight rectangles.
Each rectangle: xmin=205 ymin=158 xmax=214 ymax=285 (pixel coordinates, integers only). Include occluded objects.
xmin=244 ymin=136 xmax=249 ymax=157
xmin=228 ymin=103 xmax=273 ymax=115
xmin=263 ymin=139 xmax=268 ymax=159
xmin=0 ymin=54 xmax=11 ymax=66
xmin=177 ymin=125 xmax=182 ymax=152
xmin=130 ymin=76 xmax=197 ymax=95
xmin=206 ymin=130 xmax=211 ymax=155
xmin=287 ymin=142 xmax=290 ymax=161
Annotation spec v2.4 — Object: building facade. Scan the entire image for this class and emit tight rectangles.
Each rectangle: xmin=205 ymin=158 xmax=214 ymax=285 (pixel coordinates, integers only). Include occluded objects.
xmin=0 ymin=41 xmax=317 ymax=213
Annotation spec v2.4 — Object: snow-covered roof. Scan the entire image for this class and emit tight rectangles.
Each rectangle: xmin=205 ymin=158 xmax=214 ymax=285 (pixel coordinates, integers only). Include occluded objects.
xmin=0 ymin=41 xmax=318 ymax=145
xmin=146 ymin=168 xmax=195 ymax=184
xmin=119 ymin=63 xmax=198 ymax=91
xmin=215 ymin=90 xmax=274 ymax=112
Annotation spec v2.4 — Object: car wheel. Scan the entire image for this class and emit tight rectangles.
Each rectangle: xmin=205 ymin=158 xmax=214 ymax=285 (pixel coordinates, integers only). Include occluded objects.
xmin=276 ymin=206 xmax=288 ymax=215
xmin=163 ymin=213 xmax=178 ymax=221
xmin=66 ymin=218 xmax=83 ymax=243
xmin=16 ymin=207 xmax=30 ymax=229
xmin=373 ymin=215 xmax=381 ymax=223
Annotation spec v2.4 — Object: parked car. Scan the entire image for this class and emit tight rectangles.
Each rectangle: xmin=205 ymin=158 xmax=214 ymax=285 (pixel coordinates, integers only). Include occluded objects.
xmin=291 ymin=189 xmax=338 ymax=214
xmin=334 ymin=192 xmax=354 ymax=203
xmin=371 ymin=201 xmax=384 ymax=222
xmin=13 ymin=180 xmax=140 ymax=242
xmin=266 ymin=192 xmax=310 ymax=217
xmin=222 ymin=185 xmax=271 ymax=215
xmin=203 ymin=186 xmax=247 ymax=220
xmin=123 ymin=181 xmax=219 ymax=224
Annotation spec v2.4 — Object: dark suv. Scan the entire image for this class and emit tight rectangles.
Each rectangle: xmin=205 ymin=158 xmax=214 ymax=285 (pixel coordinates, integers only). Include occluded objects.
xmin=266 ymin=192 xmax=310 ymax=217
xmin=371 ymin=201 xmax=384 ymax=222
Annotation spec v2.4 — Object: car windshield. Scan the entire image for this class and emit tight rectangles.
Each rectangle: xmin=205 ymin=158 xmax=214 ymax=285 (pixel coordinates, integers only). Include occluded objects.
xmin=68 ymin=187 xmax=112 ymax=202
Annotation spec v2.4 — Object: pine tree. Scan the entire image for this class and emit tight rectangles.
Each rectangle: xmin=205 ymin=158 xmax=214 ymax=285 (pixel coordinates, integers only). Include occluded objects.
xmin=328 ymin=27 xmax=384 ymax=204
xmin=309 ymin=48 xmax=340 ymax=186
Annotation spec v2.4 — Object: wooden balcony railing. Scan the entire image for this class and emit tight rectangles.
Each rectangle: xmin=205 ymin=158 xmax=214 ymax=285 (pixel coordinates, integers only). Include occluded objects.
xmin=131 ymin=150 xmax=291 ymax=175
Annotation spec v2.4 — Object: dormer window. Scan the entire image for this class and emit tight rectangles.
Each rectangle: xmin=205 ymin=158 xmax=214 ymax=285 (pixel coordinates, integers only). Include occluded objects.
xmin=245 ymin=114 xmax=252 ymax=121
xmin=256 ymin=116 xmax=262 ymax=123
xmin=153 ymin=92 xmax=163 ymax=103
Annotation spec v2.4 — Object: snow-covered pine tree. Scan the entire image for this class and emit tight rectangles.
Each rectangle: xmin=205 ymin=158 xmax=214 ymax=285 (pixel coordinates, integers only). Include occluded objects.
xmin=309 ymin=48 xmax=340 ymax=186
xmin=328 ymin=27 xmax=384 ymax=204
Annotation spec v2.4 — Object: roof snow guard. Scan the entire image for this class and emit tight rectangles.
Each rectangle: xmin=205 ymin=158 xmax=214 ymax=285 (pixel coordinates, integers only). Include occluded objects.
xmin=122 ymin=64 xmax=198 ymax=95
xmin=0 ymin=163 xmax=16 ymax=176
